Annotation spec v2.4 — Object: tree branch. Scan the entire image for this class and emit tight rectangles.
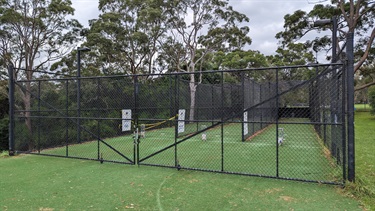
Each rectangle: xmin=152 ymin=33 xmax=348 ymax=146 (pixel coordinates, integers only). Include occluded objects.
xmin=355 ymin=27 xmax=375 ymax=72
xmin=355 ymin=81 xmax=375 ymax=91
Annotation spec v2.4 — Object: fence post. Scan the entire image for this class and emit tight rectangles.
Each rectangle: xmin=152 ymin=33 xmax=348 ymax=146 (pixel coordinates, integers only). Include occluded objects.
xmin=134 ymin=75 xmax=139 ymax=165
xmin=241 ymin=72 xmax=245 ymax=142
xmin=8 ymin=64 xmax=15 ymax=156
xmin=221 ymin=71 xmax=224 ymax=172
xmin=346 ymin=32 xmax=355 ymax=182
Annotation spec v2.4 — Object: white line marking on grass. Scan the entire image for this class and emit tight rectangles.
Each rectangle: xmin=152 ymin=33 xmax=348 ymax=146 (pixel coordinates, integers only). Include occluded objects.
xmin=157 ymin=172 xmax=175 ymax=211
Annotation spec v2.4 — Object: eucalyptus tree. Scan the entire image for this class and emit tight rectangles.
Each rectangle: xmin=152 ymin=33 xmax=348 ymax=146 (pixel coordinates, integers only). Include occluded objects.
xmin=165 ymin=0 xmax=251 ymax=121
xmin=85 ymin=0 xmax=168 ymax=76
xmin=0 ymin=0 xmax=83 ymax=150
xmin=276 ymin=0 xmax=375 ymax=90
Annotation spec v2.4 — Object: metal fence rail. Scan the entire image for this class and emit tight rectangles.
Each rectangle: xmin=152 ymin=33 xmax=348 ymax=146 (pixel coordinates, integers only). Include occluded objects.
xmin=8 ymin=63 xmax=351 ymax=184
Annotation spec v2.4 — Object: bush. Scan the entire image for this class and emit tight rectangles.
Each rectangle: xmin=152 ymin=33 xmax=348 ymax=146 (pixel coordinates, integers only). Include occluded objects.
xmin=369 ymin=86 xmax=375 ymax=116
xmin=0 ymin=118 xmax=9 ymax=151
xmin=0 ymin=85 xmax=9 ymax=151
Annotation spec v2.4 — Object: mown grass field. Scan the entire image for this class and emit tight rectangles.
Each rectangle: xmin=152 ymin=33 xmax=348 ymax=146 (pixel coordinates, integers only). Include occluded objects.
xmin=1 ymin=112 xmax=374 ymax=210
xmin=0 ymin=155 xmax=361 ymax=210
xmin=347 ymin=109 xmax=375 ymax=210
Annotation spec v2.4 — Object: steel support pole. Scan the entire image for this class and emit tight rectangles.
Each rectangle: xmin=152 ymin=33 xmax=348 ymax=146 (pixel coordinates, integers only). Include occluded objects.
xmin=221 ymin=71 xmax=224 ymax=172
xmin=134 ymin=75 xmax=139 ymax=165
xmin=241 ymin=72 xmax=245 ymax=142
xmin=346 ymin=32 xmax=355 ymax=182
xmin=77 ymin=49 xmax=81 ymax=144
xmin=8 ymin=64 xmax=15 ymax=156
xmin=276 ymin=68 xmax=279 ymax=178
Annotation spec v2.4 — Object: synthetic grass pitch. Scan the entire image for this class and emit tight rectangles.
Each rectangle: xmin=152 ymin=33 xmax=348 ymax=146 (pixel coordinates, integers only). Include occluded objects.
xmin=39 ymin=118 xmax=342 ymax=183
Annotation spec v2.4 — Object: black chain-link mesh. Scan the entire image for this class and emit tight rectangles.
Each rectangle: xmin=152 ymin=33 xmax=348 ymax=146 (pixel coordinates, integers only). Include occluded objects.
xmin=12 ymin=64 xmax=346 ymax=184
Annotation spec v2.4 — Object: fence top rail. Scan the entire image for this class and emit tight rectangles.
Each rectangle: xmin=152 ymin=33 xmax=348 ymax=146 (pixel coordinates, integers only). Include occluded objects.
xmin=15 ymin=62 xmax=344 ymax=83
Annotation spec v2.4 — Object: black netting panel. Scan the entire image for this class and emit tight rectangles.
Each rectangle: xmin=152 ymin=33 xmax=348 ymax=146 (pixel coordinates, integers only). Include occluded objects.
xmin=11 ymin=64 xmax=347 ymax=184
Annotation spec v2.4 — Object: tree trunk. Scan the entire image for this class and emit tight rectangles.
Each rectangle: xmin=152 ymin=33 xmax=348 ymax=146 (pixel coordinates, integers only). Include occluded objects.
xmin=24 ymin=81 xmax=34 ymax=151
xmin=189 ymin=73 xmax=196 ymax=122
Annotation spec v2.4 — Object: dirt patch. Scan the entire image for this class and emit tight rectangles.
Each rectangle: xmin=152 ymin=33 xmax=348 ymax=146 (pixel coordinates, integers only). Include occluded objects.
xmin=265 ymin=188 xmax=282 ymax=194
xmin=188 ymin=179 xmax=199 ymax=183
xmin=279 ymin=195 xmax=295 ymax=202
xmin=39 ymin=208 xmax=54 ymax=211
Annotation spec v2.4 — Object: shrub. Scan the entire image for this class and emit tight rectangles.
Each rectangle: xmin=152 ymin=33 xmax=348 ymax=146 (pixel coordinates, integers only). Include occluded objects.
xmin=0 ymin=117 xmax=9 ymax=151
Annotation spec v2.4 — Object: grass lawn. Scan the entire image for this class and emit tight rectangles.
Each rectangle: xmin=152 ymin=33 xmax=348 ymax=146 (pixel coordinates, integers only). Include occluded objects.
xmin=348 ymin=111 xmax=375 ymax=210
xmin=355 ymin=103 xmax=372 ymax=112
xmin=1 ymin=112 xmax=374 ymax=210
xmin=0 ymin=155 xmax=362 ymax=210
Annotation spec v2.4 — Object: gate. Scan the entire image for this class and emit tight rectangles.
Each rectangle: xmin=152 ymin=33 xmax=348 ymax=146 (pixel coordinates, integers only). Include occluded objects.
xmin=8 ymin=63 xmax=352 ymax=184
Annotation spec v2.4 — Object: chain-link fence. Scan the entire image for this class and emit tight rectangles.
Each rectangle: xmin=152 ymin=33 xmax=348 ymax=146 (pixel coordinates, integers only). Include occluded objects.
xmin=9 ymin=63 xmax=349 ymax=184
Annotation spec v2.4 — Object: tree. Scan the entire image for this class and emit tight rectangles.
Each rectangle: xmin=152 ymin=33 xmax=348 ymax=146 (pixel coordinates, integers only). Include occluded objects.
xmin=81 ymin=0 xmax=168 ymax=76
xmin=276 ymin=0 xmax=375 ymax=90
xmin=0 ymin=0 xmax=83 ymax=150
xmin=165 ymin=0 xmax=251 ymax=121
xmin=0 ymin=80 xmax=8 ymax=151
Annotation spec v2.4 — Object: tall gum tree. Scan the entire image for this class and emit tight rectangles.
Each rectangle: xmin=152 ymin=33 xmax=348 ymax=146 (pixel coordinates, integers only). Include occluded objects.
xmin=0 ymin=0 xmax=82 ymax=150
xmin=83 ymin=0 xmax=168 ymax=76
xmin=276 ymin=0 xmax=375 ymax=91
xmin=165 ymin=0 xmax=251 ymax=121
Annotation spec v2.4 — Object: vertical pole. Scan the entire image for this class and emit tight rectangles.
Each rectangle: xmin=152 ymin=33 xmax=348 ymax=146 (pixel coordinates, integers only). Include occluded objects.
xmin=169 ymin=74 xmax=173 ymax=127
xmin=341 ymin=63 xmax=347 ymax=182
xmin=276 ymin=68 xmax=279 ymax=178
xmin=174 ymin=74 xmax=179 ymax=168
xmin=77 ymin=49 xmax=81 ymax=144
xmin=221 ymin=71 xmax=224 ymax=172
xmin=259 ymin=83 xmax=263 ymax=129
xmin=346 ymin=32 xmax=355 ymax=182
xmin=211 ymin=85 xmax=214 ymax=125
xmin=37 ymin=81 xmax=41 ymax=153
xmin=330 ymin=16 xmax=338 ymax=158
xmin=252 ymin=80 xmax=255 ymax=134
xmin=241 ymin=72 xmax=245 ymax=142
xmin=134 ymin=75 xmax=139 ymax=165
xmin=97 ymin=78 xmax=101 ymax=160
xmin=8 ymin=64 xmax=15 ymax=156
xmin=66 ymin=80 xmax=69 ymax=157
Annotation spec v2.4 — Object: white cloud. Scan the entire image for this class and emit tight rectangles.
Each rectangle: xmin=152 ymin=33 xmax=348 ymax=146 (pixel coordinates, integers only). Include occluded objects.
xmin=230 ymin=0 xmax=317 ymax=55
xmin=71 ymin=0 xmax=100 ymax=26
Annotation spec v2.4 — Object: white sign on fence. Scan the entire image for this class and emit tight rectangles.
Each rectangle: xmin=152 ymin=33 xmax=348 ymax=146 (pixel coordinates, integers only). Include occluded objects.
xmin=243 ymin=111 xmax=248 ymax=135
xmin=122 ymin=109 xmax=132 ymax=132
xmin=178 ymin=109 xmax=185 ymax=133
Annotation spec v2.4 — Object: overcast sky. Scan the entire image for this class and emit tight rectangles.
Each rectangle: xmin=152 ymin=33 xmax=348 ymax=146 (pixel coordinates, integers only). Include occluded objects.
xmin=71 ymin=0 xmax=323 ymax=56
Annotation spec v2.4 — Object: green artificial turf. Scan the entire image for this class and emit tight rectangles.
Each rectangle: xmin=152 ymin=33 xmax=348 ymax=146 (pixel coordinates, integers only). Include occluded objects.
xmin=39 ymin=118 xmax=342 ymax=183
xmin=0 ymin=155 xmax=362 ymax=210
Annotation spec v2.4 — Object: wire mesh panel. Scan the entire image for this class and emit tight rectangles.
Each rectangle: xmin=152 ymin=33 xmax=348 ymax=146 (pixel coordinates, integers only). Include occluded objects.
xmin=10 ymin=63 xmax=347 ymax=184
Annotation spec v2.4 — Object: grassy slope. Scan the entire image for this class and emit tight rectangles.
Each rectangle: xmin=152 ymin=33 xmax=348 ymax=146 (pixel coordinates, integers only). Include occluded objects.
xmin=348 ymin=111 xmax=375 ymax=210
xmin=0 ymin=155 xmax=361 ymax=210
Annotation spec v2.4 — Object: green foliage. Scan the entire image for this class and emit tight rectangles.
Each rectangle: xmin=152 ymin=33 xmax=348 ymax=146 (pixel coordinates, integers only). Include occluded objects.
xmin=276 ymin=1 xmax=375 ymax=91
xmin=368 ymin=86 xmax=375 ymax=115
xmin=0 ymin=81 xmax=8 ymax=151
xmin=0 ymin=117 xmax=8 ymax=151
xmin=1 ymin=0 xmax=84 ymax=151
